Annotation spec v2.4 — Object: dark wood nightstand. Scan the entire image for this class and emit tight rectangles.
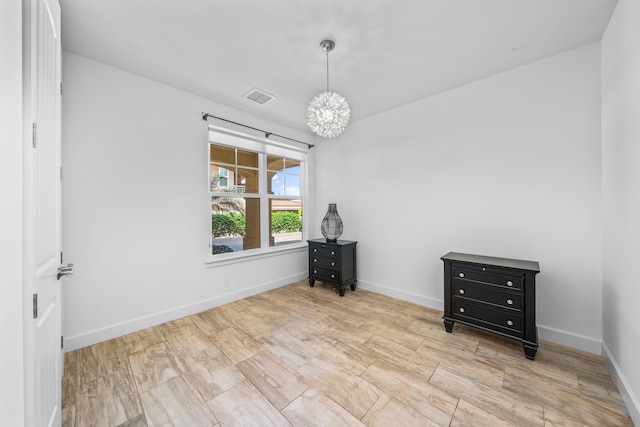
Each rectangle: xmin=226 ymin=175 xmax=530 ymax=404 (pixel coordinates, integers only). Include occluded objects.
xmin=308 ymin=239 xmax=357 ymax=297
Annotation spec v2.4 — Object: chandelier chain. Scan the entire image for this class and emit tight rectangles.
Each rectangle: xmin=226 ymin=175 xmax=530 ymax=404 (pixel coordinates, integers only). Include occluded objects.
xmin=326 ymin=49 xmax=330 ymax=91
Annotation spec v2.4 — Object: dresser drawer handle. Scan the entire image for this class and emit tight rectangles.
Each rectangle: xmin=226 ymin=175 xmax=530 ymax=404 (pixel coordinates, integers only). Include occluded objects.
xmin=506 ymin=320 xmax=514 ymax=326
xmin=459 ymin=307 xmax=465 ymax=313
xmin=314 ymin=258 xmax=317 ymax=262
xmin=331 ymin=251 xmax=335 ymax=255
xmin=313 ymin=248 xmax=318 ymax=253
xmin=458 ymin=272 xmax=465 ymax=278
xmin=459 ymin=289 xmax=465 ymax=295
xmin=331 ymin=262 xmax=336 ymax=266
xmin=313 ymin=270 xmax=317 ymax=274
xmin=506 ymin=280 xmax=513 ymax=287
xmin=506 ymin=299 xmax=513 ymax=305
xmin=331 ymin=274 xmax=336 ymax=279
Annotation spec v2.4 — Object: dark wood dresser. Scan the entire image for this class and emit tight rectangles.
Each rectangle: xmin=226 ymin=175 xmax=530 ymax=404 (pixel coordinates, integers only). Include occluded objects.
xmin=441 ymin=252 xmax=540 ymax=360
xmin=308 ymin=238 xmax=357 ymax=297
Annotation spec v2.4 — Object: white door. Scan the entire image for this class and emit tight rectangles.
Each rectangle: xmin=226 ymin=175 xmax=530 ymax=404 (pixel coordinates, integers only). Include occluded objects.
xmin=24 ymin=0 xmax=63 ymax=426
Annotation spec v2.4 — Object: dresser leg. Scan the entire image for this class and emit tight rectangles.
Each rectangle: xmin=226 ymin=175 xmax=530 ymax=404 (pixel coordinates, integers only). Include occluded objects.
xmin=339 ymin=286 xmax=345 ymax=297
xmin=308 ymin=279 xmax=315 ymax=287
xmin=523 ymin=342 xmax=538 ymax=360
xmin=443 ymin=319 xmax=454 ymax=333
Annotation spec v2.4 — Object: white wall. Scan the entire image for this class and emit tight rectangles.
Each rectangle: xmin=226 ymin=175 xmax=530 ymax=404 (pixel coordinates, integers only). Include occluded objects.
xmin=314 ymin=44 xmax=603 ymax=353
xmin=601 ymin=0 xmax=640 ymax=422
xmin=62 ymin=52 xmax=313 ymax=350
xmin=0 ymin=1 xmax=25 ymax=425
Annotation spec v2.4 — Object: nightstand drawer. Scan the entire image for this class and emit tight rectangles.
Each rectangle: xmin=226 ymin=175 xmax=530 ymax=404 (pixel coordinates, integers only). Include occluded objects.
xmin=310 ymin=266 xmax=339 ymax=283
xmin=309 ymin=244 xmax=339 ymax=259
xmin=453 ymin=281 xmax=522 ymax=311
xmin=311 ymin=256 xmax=338 ymax=269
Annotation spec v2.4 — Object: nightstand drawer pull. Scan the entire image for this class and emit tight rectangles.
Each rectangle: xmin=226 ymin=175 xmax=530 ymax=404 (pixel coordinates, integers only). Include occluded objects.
xmin=331 ymin=274 xmax=336 ymax=279
xmin=459 ymin=307 xmax=465 ymax=313
xmin=459 ymin=289 xmax=465 ymax=295
xmin=459 ymin=272 xmax=465 ymax=278
xmin=506 ymin=320 xmax=514 ymax=326
xmin=313 ymin=248 xmax=318 ymax=253
xmin=506 ymin=280 xmax=513 ymax=287
xmin=314 ymin=258 xmax=317 ymax=262
xmin=331 ymin=251 xmax=335 ymax=255
xmin=331 ymin=262 xmax=336 ymax=266
xmin=506 ymin=299 xmax=513 ymax=305
xmin=313 ymin=270 xmax=317 ymax=274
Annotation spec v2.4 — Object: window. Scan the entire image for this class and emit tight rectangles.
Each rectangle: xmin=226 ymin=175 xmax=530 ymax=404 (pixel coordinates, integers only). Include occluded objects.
xmin=208 ymin=126 xmax=307 ymax=257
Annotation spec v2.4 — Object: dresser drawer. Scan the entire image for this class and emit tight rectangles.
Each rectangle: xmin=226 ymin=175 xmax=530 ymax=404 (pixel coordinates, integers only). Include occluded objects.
xmin=452 ymin=266 xmax=523 ymax=290
xmin=453 ymin=281 xmax=522 ymax=311
xmin=453 ymin=299 xmax=523 ymax=337
xmin=309 ymin=244 xmax=339 ymax=259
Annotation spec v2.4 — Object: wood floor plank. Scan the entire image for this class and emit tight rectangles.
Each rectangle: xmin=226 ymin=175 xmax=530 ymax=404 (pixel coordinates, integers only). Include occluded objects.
xmin=237 ymin=349 xmax=309 ymax=410
xmin=121 ymin=326 xmax=166 ymax=355
xmin=207 ymin=380 xmax=291 ymax=427
xmin=257 ymin=328 xmax=318 ymax=370
xmin=450 ymin=399 xmax=518 ymax=427
xmin=362 ymin=333 xmax=440 ymax=379
xmin=76 ymin=368 xmax=143 ymax=427
xmin=429 ymin=363 xmax=544 ymax=427
xmin=78 ymin=337 xmax=129 ymax=385
xmin=361 ymin=394 xmax=442 ymax=427
xmin=361 ymin=359 xmax=457 ymax=426
xmin=180 ymin=345 xmax=246 ymax=402
xmin=212 ymin=326 xmax=263 ymax=365
xmin=162 ymin=321 xmax=215 ymax=357
xmin=475 ymin=339 xmax=581 ymax=392
xmin=297 ymin=356 xmax=382 ymax=419
xmin=307 ymin=334 xmax=377 ymax=376
xmin=282 ymin=388 xmax=365 ymax=427
xmin=62 ymin=404 xmax=75 ymax=427
xmin=128 ymin=342 xmax=185 ymax=393
xmin=63 ymin=350 xmax=78 ymax=409
xmin=140 ymin=376 xmax=217 ymax=427
xmin=503 ymin=366 xmax=634 ymax=426
xmin=191 ymin=308 xmax=235 ymax=337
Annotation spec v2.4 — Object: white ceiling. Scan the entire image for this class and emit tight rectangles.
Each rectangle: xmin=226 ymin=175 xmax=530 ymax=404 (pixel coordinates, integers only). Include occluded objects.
xmin=61 ymin=0 xmax=617 ymax=133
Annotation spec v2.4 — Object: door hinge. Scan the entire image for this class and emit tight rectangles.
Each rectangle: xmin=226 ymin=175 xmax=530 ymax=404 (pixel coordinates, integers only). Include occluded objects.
xmin=32 ymin=122 xmax=37 ymax=148
xmin=61 ymin=336 xmax=64 ymax=349
xmin=33 ymin=294 xmax=38 ymax=319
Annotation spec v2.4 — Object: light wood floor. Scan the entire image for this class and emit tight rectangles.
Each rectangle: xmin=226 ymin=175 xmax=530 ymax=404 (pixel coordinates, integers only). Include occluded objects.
xmin=62 ymin=280 xmax=634 ymax=427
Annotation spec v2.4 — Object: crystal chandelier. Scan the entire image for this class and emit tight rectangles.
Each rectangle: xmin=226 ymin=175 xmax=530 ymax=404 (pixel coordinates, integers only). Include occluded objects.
xmin=307 ymin=40 xmax=350 ymax=138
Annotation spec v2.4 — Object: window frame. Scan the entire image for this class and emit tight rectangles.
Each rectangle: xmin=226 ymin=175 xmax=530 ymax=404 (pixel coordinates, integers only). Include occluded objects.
xmin=206 ymin=125 xmax=308 ymax=266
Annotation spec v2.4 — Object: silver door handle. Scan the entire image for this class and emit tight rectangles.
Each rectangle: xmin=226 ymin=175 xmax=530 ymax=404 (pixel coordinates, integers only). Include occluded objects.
xmin=57 ymin=263 xmax=74 ymax=280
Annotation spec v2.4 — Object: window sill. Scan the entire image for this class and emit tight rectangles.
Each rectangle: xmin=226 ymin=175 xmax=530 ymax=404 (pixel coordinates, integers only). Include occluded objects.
xmin=205 ymin=243 xmax=307 ymax=268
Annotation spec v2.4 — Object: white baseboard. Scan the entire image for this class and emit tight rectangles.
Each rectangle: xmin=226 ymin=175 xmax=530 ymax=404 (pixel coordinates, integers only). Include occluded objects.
xmin=357 ymin=280 xmax=444 ymax=311
xmin=602 ymin=343 xmax=640 ymax=426
xmin=536 ymin=323 xmax=603 ymax=355
xmin=358 ymin=279 xmax=603 ymax=355
xmin=64 ymin=272 xmax=308 ymax=352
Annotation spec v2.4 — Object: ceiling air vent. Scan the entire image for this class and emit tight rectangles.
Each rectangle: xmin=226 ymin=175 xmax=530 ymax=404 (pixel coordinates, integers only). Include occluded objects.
xmin=244 ymin=88 xmax=276 ymax=104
